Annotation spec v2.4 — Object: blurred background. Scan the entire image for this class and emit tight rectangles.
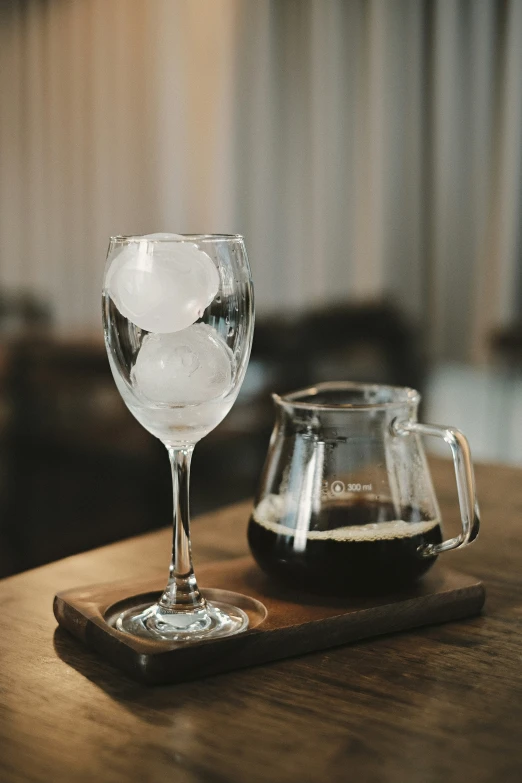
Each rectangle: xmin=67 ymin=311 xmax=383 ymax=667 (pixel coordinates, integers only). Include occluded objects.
xmin=0 ymin=0 xmax=521 ymax=577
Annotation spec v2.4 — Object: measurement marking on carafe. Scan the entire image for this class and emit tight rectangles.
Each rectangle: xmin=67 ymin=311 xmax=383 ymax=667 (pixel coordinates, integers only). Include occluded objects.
xmin=328 ymin=481 xmax=373 ymax=495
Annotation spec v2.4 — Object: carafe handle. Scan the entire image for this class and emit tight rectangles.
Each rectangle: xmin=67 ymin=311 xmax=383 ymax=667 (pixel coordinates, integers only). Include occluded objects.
xmin=393 ymin=421 xmax=480 ymax=555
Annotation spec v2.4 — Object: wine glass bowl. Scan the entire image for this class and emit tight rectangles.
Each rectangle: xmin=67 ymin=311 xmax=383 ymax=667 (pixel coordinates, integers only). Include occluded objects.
xmin=102 ymin=233 xmax=254 ymax=641
xmin=103 ymin=234 xmax=253 ymax=446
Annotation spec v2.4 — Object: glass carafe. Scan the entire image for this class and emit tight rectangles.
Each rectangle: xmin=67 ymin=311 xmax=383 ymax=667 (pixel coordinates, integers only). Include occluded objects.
xmin=248 ymin=382 xmax=479 ymax=595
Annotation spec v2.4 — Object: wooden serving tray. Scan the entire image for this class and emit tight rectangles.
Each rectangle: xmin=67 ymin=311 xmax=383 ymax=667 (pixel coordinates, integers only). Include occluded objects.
xmin=53 ymin=556 xmax=485 ymax=685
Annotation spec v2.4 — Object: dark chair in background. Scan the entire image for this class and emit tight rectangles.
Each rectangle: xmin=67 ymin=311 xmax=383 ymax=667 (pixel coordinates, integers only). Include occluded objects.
xmin=0 ymin=293 xmax=53 ymax=574
xmin=2 ymin=336 xmax=170 ymax=574
xmin=300 ymin=303 xmax=423 ymax=389
xmin=491 ymin=322 xmax=522 ymax=367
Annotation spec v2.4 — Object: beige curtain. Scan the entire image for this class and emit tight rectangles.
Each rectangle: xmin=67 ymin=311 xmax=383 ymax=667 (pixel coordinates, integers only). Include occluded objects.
xmin=0 ymin=0 xmax=521 ymax=361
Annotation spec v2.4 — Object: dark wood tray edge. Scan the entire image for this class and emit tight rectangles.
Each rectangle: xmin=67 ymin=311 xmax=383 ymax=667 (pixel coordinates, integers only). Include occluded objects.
xmin=54 ymin=580 xmax=485 ymax=685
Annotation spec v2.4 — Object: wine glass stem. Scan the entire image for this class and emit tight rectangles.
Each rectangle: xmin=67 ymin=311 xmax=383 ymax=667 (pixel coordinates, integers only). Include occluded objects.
xmin=158 ymin=445 xmax=206 ymax=613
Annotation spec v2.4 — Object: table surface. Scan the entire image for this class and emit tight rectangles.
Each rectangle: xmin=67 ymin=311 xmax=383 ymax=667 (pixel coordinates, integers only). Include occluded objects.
xmin=1 ymin=459 xmax=522 ymax=783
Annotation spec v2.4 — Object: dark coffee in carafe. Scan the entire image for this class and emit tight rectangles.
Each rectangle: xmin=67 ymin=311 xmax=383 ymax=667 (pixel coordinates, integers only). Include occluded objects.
xmin=248 ymin=497 xmax=443 ymax=595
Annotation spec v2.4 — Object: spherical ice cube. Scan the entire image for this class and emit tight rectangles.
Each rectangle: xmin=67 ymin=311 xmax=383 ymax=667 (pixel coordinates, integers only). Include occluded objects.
xmin=131 ymin=324 xmax=234 ymax=405
xmin=106 ymin=235 xmax=219 ymax=333
xmin=141 ymin=233 xmax=185 ymax=240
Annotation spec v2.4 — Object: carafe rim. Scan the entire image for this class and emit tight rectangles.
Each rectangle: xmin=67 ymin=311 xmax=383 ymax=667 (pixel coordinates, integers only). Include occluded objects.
xmin=273 ymin=381 xmax=420 ymax=411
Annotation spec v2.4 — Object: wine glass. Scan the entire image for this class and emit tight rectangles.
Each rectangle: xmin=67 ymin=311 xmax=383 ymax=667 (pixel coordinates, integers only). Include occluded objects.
xmin=102 ymin=233 xmax=254 ymax=642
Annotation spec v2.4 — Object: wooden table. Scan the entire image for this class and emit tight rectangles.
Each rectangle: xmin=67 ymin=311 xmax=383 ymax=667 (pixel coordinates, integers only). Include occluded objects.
xmin=1 ymin=459 xmax=521 ymax=783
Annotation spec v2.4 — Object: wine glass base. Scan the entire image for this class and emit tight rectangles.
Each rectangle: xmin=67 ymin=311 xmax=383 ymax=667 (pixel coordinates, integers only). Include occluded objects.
xmin=115 ymin=599 xmax=249 ymax=642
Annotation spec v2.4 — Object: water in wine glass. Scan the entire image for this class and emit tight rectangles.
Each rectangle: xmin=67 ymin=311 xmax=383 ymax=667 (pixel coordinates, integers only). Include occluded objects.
xmin=102 ymin=233 xmax=254 ymax=642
